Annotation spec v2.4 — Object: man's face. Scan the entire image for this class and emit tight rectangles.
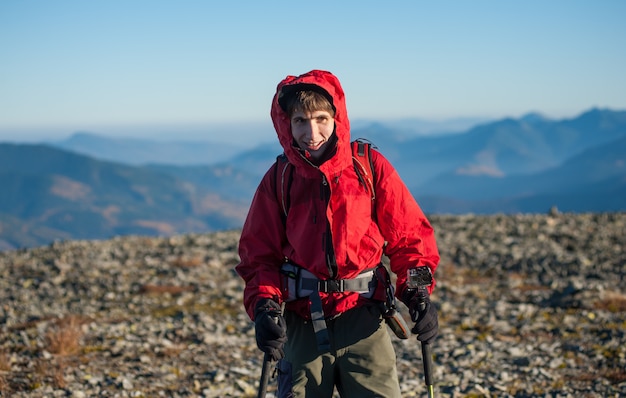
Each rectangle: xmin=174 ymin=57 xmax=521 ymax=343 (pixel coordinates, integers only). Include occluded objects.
xmin=290 ymin=109 xmax=335 ymax=161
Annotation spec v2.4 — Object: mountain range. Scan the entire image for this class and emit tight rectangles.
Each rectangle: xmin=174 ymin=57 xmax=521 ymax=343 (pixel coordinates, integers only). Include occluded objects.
xmin=1 ymin=107 xmax=624 ymax=250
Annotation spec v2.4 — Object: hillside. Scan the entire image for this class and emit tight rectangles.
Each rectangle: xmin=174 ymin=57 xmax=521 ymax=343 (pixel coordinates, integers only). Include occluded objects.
xmin=394 ymin=108 xmax=626 ymax=186
xmin=0 ymin=144 xmax=249 ymax=250
xmin=50 ymin=132 xmax=246 ymax=166
xmin=1 ymin=108 xmax=625 ymax=250
xmin=0 ymin=214 xmax=624 ymax=397
xmin=418 ymin=135 xmax=626 ymax=213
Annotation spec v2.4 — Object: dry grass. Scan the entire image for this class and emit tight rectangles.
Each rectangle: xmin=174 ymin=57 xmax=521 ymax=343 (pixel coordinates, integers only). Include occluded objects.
xmin=574 ymin=367 xmax=626 ymax=384
xmin=0 ymin=353 xmax=8 ymax=395
xmin=594 ymin=291 xmax=626 ymax=313
xmin=160 ymin=345 xmax=185 ymax=358
xmin=139 ymin=284 xmax=196 ymax=295
xmin=51 ymin=358 xmax=68 ymax=389
xmin=37 ymin=316 xmax=90 ymax=391
xmin=0 ymin=350 xmax=10 ymax=371
xmin=32 ymin=357 xmax=69 ymax=390
xmin=604 ymin=367 xmax=626 ymax=384
xmin=44 ymin=315 xmax=87 ymax=356
xmin=170 ymin=256 xmax=203 ymax=268
xmin=0 ymin=375 xmax=8 ymax=396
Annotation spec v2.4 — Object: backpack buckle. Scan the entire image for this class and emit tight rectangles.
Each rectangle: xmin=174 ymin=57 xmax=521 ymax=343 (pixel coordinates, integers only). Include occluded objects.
xmin=318 ymin=279 xmax=344 ymax=293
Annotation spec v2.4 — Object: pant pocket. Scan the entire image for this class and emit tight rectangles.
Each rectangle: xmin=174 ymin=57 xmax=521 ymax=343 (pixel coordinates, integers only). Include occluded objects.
xmin=276 ymin=359 xmax=294 ymax=398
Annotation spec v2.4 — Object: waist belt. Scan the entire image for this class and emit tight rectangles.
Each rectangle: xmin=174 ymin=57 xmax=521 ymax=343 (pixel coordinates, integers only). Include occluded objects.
xmin=300 ymin=272 xmax=375 ymax=294
xmin=280 ymin=263 xmax=378 ymax=352
xmin=281 ymin=263 xmax=376 ymax=300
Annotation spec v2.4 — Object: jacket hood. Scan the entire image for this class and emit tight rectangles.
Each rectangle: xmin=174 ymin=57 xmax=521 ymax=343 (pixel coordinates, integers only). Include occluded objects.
xmin=270 ymin=70 xmax=352 ymax=177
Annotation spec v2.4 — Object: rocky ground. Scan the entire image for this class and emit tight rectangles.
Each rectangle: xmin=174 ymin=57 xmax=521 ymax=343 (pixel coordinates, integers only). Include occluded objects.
xmin=0 ymin=213 xmax=625 ymax=397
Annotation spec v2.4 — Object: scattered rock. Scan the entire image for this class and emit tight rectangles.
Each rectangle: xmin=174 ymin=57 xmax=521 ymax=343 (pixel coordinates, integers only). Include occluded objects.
xmin=0 ymin=215 xmax=624 ymax=397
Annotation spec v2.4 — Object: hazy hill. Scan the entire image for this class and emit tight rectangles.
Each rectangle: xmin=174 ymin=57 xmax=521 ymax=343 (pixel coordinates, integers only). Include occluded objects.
xmin=417 ymin=134 xmax=626 ymax=203
xmin=211 ymin=108 xmax=626 ymax=188
xmin=50 ymin=132 xmax=246 ymax=165
xmin=0 ymin=144 xmax=249 ymax=250
xmin=393 ymin=108 xmax=626 ymax=187
xmin=221 ymin=108 xmax=626 ymax=212
xmin=145 ymin=163 xmax=261 ymax=200
xmin=1 ymin=108 xmax=625 ymax=250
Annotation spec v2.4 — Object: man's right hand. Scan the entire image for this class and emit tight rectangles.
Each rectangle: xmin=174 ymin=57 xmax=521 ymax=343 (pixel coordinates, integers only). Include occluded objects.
xmin=254 ymin=298 xmax=287 ymax=361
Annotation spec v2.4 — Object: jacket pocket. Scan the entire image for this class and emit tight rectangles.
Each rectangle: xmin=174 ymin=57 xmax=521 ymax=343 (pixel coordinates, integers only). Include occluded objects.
xmin=356 ymin=228 xmax=385 ymax=265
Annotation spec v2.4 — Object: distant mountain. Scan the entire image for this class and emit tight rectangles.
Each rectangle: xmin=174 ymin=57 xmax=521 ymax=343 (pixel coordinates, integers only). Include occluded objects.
xmin=1 ymin=108 xmax=625 ymax=250
xmin=229 ymin=108 xmax=626 ymax=212
xmin=145 ymin=162 xmax=262 ymax=199
xmin=396 ymin=108 xmax=626 ymax=188
xmin=0 ymin=144 xmax=249 ymax=250
xmin=351 ymin=116 xmax=492 ymax=136
xmin=218 ymin=141 xmax=283 ymax=178
xmin=265 ymin=108 xmax=619 ymax=200
xmin=49 ymin=132 xmax=246 ymax=165
xmin=417 ymin=134 xmax=626 ymax=213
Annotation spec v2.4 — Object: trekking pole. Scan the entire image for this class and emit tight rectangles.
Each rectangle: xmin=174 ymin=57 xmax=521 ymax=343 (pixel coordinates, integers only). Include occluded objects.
xmin=407 ymin=268 xmax=436 ymax=398
xmin=257 ymin=352 xmax=272 ymax=398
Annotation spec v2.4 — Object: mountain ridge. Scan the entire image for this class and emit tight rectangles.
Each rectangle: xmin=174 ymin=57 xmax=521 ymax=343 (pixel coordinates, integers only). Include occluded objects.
xmin=0 ymin=144 xmax=249 ymax=250
xmin=1 ymin=107 xmax=625 ymax=250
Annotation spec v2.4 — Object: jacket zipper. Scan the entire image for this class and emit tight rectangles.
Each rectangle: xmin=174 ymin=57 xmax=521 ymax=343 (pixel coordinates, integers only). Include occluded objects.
xmin=321 ymin=174 xmax=338 ymax=278
xmin=296 ymin=150 xmax=338 ymax=279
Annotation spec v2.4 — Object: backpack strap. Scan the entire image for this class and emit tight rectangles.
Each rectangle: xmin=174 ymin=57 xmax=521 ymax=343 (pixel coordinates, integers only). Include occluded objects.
xmin=351 ymin=139 xmax=376 ymax=202
xmin=274 ymin=153 xmax=294 ymax=225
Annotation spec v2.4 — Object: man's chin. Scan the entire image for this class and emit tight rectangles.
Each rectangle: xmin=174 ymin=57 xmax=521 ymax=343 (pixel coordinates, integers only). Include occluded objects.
xmin=307 ymin=147 xmax=327 ymax=160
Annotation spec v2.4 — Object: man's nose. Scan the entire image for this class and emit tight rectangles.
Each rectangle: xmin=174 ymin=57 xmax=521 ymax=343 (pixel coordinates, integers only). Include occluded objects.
xmin=304 ymin=120 xmax=319 ymax=138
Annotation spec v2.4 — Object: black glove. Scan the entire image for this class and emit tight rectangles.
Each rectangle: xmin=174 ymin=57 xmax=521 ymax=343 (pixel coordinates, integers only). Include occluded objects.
xmin=402 ymin=289 xmax=439 ymax=344
xmin=254 ymin=298 xmax=287 ymax=361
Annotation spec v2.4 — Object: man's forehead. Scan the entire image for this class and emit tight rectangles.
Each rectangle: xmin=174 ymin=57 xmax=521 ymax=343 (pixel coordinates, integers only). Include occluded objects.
xmin=291 ymin=109 xmax=334 ymax=118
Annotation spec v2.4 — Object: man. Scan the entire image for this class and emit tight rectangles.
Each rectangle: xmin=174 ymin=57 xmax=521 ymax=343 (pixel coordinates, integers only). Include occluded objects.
xmin=236 ymin=70 xmax=440 ymax=397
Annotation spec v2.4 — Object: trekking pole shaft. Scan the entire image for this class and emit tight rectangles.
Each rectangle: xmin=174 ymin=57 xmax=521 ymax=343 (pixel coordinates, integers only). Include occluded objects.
xmin=421 ymin=342 xmax=435 ymax=398
xmin=257 ymin=353 xmax=271 ymax=398
xmin=416 ymin=286 xmax=435 ymax=398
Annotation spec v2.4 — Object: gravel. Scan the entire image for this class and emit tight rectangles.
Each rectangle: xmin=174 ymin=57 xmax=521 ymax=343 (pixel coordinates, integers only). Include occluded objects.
xmin=0 ymin=213 xmax=624 ymax=397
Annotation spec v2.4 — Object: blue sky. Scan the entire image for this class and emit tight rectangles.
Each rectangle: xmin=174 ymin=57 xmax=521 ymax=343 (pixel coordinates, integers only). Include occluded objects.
xmin=1 ymin=1 xmax=625 ymax=143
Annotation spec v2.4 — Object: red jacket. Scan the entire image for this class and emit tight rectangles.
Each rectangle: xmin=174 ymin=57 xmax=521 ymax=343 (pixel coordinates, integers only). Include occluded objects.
xmin=236 ymin=70 xmax=440 ymax=320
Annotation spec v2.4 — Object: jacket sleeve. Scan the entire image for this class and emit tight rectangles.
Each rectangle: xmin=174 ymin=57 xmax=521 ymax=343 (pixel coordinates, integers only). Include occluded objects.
xmin=235 ymin=164 xmax=287 ymax=320
xmin=371 ymin=150 xmax=440 ymax=297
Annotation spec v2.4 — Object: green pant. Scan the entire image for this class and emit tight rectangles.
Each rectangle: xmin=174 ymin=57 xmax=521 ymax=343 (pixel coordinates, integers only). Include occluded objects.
xmin=277 ymin=303 xmax=401 ymax=398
